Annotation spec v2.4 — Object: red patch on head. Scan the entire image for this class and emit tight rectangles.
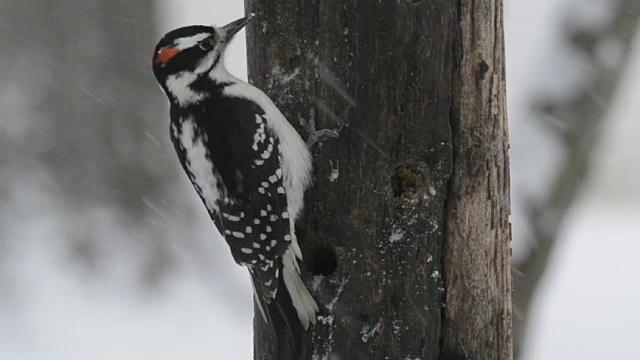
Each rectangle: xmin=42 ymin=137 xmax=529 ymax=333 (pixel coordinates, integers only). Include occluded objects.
xmin=154 ymin=47 xmax=180 ymax=64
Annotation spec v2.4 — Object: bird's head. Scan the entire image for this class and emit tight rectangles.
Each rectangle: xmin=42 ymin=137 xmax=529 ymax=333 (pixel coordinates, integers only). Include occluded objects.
xmin=151 ymin=15 xmax=253 ymax=98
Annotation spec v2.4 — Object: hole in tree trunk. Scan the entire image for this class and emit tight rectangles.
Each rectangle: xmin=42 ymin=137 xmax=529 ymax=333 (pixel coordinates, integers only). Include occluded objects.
xmin=392 ymin=166 xmax=424 ymax=199
xmin=308 ymin=243 xmax=337 ymax=276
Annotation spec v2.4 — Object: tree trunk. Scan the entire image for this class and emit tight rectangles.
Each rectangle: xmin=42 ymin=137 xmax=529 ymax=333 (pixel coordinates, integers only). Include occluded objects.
xmin=244 ymin=1 xmax=512 ymax=359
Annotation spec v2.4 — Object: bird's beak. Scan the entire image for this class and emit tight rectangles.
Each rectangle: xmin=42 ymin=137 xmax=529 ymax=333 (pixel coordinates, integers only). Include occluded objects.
xmin=221 ymin=13 xmax=255 ymax=41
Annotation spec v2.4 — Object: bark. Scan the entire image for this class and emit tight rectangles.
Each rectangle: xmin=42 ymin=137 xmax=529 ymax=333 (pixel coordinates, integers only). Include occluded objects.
xmin=244 ymin=1 xmax=511 ymax=359
xmin=441 ymin=1 xmax=512 ymax=359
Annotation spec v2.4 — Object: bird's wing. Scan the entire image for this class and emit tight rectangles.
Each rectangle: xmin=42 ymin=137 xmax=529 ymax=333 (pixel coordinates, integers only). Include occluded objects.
xmin=203 ymin=100 xmax=293 ymax=274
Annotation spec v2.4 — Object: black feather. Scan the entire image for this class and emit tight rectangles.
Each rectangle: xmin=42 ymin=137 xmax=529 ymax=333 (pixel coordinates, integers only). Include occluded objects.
xmin=251 ymin=260 xmax=303 ymax=358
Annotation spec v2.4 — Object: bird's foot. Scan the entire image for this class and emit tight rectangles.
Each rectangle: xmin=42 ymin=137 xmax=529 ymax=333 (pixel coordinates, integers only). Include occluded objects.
xmin=301 ymin=103 xmax=345 ymax=148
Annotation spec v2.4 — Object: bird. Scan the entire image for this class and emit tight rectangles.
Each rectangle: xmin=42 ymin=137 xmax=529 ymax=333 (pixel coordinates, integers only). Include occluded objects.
xmin=151 ymin=15 xmax=318 ymax=353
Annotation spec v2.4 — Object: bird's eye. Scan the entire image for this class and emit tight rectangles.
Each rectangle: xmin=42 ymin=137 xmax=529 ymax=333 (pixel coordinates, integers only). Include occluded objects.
xmin=198 ymin=38 xmax=215 ymax=51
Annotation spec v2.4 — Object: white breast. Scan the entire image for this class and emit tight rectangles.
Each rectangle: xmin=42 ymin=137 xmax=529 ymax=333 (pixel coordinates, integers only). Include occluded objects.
xmin=177 ymin=117 xmax=221 ymax=213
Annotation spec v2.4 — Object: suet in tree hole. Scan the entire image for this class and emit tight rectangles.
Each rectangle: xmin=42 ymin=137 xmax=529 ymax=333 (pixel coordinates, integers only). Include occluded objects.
xmin=392 ymin=166 xmax=424 ymax=199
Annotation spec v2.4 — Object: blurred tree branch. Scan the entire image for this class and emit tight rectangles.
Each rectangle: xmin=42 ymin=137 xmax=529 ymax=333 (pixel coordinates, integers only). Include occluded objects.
xmin=0 ymin=0 xmax=191 ymax=287
xmin=513 ymin=0 xmax=640 ymax=357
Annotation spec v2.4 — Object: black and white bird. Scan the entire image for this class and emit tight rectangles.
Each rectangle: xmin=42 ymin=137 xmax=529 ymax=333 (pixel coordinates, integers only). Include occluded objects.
xmin=151 ymin=15 xmax=318 ymax=350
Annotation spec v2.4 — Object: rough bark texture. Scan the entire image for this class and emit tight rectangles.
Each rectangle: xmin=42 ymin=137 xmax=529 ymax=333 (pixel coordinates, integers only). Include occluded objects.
xmin=441 ymin=0 xmax=512 ymax=359
xmin=244 ymin=1 xmax=511 ymax=359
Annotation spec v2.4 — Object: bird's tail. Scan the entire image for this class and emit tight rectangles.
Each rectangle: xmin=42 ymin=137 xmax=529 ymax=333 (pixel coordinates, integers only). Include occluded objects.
xmin=250 ymin=249 xmax=318 ymax=357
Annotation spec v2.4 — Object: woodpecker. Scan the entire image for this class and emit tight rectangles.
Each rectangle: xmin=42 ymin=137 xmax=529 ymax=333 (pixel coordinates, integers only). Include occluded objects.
xmin=151 ymin=15 xmax=318 ymax=351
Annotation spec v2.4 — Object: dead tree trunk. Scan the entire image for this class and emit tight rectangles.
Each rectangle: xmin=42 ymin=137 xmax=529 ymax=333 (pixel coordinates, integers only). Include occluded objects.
xmin=244 ymin=1 xmax=512 ymax=359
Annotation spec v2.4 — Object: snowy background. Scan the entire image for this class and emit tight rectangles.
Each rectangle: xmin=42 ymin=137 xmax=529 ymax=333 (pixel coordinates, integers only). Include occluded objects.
xmin=1 ymin=0 xmax=638 ymax=359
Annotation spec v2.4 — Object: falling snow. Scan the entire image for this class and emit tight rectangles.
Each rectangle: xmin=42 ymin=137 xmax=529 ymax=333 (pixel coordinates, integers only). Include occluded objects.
xmin=2 ymin=1 xmax=640 ymax=360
